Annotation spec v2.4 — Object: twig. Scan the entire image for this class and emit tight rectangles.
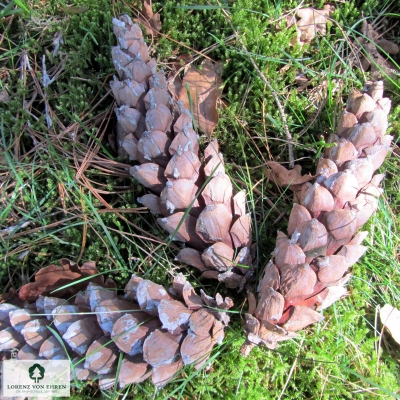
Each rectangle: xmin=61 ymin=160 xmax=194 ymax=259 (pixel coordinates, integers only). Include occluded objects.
xmin=221 ymin=8 xmax=295 ymax=168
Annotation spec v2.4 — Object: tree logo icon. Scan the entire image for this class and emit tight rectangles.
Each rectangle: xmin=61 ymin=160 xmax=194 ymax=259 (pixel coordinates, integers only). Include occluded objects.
xmin=29 ymin=363 xmax=45 ymax=383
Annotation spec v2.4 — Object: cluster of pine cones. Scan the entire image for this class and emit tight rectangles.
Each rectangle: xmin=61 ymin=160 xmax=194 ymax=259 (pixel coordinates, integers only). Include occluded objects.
xmin=111 ymin=14 xmax=391 ymax=352
xmin=0 ymin=13 xmax=392 ymax=390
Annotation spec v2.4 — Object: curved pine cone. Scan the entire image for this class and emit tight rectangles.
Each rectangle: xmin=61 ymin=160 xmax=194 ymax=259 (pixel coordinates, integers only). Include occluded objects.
xmin=242 ymin=81 xmax=392 ymax=354
xmin=0 ymin=265 xmax=232 ymax=389
xmin=111 ymin=15 xmax=253 ymax=290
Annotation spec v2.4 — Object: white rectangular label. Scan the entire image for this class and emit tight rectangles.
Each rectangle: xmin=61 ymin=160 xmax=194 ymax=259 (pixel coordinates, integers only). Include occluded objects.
xmin=1 ymin=360 xmax=70 ymax=397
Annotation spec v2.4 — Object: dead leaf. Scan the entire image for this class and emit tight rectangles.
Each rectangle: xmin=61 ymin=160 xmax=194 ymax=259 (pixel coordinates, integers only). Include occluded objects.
xmin=135 ymin=0 xmax=162 ymax=36
xmin=289 ymin=5 xmax=334 ymax=45
xmin=355 ymin=21 xmax=399 ymax=79
xmin=266 ymin=162 xmax=314 ymax=186
xmin=178 ymin=59 xmax=223 ymax=136
xmin=380 ymin=304 xmax=400 ymax=345
xmin=19 ymin=259 xmax=104 ymax=301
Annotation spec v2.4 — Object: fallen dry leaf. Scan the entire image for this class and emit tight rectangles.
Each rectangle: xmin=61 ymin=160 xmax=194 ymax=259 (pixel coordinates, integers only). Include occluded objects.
xmin=288 ymin=5 xmax=334 ymax=45
xmin=380 ymin=304 xmax=400 ymax=345
xmin=355 ymin=21 xmax=399 ymax=78
xmin=19 ymin=259 xmax=104 ymax=301
xmin=135 ymin=0 xmax=162 ymax=36
xmin=266 ymin=162 xmax=313 ymax=186
xmin=178 ymin=59 xmax=223 ymax=136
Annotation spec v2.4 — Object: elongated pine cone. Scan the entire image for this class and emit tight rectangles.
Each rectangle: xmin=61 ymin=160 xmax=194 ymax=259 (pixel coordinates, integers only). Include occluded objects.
xmin=0 ymin=263 xmax=232 ymax=389
xmin=241 ymin=81 xmax=392 ymax=354
xmin=111 ymin=15 xmax=254 ymax=290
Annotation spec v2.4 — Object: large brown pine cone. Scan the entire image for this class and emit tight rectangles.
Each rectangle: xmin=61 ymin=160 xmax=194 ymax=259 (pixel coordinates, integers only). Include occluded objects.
xmin=242 ymin=81 xmax=392 ymax=353
xmin=0 ymin=263 xmax=232 ymax=389
xmin=111 ymin=15 xmax=254 ymax=291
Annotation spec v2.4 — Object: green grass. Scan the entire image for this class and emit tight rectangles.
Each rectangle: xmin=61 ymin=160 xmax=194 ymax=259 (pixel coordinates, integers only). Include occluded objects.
xmin=1 ymin=0 xmax=400 ymax=398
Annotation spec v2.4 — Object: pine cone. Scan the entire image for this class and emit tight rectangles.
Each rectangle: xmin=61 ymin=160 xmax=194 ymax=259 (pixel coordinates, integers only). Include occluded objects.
xmin=241 ymin=81 xmax=392 ymax=354
xmin=111 ymin=15 xmax=253 ymax=290
xmin=0 ymin=265 xmax=232 ymax=389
